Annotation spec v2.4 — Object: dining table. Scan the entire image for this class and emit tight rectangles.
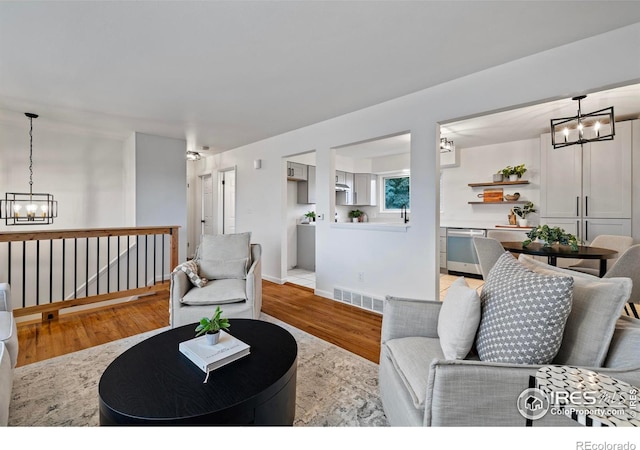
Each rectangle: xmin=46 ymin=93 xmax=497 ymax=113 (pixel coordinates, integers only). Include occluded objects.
xmin=500 ymin=241 xmax=618 ymax=277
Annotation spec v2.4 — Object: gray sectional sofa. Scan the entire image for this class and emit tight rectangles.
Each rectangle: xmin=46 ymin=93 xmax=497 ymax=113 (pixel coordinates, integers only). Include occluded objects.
xmin=379 ymin=253 xmax=640 ymax=426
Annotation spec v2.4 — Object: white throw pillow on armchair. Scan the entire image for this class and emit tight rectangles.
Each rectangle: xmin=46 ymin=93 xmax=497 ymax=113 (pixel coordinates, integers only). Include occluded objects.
xmin=437 ymin=277 xmax=481 ymax=360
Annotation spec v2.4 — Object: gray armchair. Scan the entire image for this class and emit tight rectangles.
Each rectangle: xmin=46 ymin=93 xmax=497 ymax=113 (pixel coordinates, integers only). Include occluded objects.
xmin=170 ymin=234 xmax=262 ymax=327
xmin=379 ymin=257 xmax=640 ymax=426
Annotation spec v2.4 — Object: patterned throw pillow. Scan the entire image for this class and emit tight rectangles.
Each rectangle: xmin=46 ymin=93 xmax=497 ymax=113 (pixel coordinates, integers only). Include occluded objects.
xmin=173 ymin=260 xmax=208 ymax=288
xmin=475 ymin=252 xmax=574 ymax=364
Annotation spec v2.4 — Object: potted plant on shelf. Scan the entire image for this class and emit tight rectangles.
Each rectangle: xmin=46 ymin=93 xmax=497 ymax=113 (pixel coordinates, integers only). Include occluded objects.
xmin=195 ymin=306 xmax=230 ymax=345
xmin=348 ymin=209 xmax=363 ymax=223
xmin=500 ymin=164 xmax=527 ymax=181
xmin=511 ymin=201 xmax=536 ymax=227
xmin=304 ymin=211 xmax=316 ymax=222
xmin=523 ymin=225 xmax=579 ymax=251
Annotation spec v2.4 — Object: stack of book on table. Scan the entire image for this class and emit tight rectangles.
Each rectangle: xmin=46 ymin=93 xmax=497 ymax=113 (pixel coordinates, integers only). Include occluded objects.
xmin=179 ymin=331 xmax=250 ymax=378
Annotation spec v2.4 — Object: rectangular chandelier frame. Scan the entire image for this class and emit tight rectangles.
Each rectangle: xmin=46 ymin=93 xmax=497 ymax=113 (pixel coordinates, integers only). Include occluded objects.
xmin=551 ymin=105 xmax=615 ymax=149
xmin=1 ymin=192 xmax=58 ymax=225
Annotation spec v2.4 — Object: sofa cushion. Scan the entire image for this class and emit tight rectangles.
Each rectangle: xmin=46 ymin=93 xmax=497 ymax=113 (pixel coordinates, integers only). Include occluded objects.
xmin=476 ymin=252 xmax=573 ymax=365
xmin=438 ymin=277 xmax=481 ymax=360
xmin=518 ymin=254 xmax=632 ymax=367
xmin=180 ymin=278 xmax=247 ymax=305
xmin=384 ymin=336 xmax=443 ymax=409
xmin=173 ymin=260 xmax=208 ymax=288
xmin=197 ymin=232 xmax=251 ymax=280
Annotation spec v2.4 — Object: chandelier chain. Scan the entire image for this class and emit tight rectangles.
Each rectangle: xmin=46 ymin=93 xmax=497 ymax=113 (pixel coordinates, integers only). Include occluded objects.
xmin=28 ymin=115 xmax=34 ymax=194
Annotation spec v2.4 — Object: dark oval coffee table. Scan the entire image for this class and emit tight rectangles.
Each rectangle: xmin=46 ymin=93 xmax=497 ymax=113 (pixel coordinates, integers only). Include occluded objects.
xmin=99 ymin=319 xmax=298 ymax=426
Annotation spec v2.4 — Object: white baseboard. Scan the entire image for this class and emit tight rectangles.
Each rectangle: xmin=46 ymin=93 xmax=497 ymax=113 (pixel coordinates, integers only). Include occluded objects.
xmin=262 ymin=274 xmax=284 ymax=284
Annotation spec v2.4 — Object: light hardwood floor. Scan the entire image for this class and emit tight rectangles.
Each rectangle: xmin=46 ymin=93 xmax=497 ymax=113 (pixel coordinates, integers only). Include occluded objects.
xmin=15 ymin=275 xmax=479 ymax=367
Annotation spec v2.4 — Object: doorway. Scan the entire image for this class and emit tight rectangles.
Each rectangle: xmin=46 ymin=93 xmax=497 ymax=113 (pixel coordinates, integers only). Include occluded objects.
xmin=200 ymin=173 xmax=214 ymax=236
xmin=217 ymin=168 xmax=236 ymax=235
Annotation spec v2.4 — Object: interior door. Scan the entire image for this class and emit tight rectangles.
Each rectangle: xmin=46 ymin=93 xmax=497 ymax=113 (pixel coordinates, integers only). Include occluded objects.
xmin=201 ymin=174 xmax=214 ymax=236
xmin=217 ymin=168 xmax=236 ymax=234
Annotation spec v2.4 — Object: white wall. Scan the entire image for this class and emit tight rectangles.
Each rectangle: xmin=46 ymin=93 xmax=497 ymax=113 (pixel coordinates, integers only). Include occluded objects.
xmin=0 ymin=121 xmax=127 ymax=231
xmin=197 ymin=24 xmax=640 ymax=303
xmin=441 ymin=138 xmax=541 ymax=227
xmin=132 ymin=132 xmax=188 ymax=263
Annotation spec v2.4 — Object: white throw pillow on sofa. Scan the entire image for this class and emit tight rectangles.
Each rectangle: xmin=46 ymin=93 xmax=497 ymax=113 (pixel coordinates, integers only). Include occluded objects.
xmin=438 ymin=277 xmax=481 ymax=360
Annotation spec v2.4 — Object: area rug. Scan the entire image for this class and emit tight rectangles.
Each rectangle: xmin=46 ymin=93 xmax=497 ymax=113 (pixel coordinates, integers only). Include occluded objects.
xmin=8 ymin=314 xmax=388 ymax=427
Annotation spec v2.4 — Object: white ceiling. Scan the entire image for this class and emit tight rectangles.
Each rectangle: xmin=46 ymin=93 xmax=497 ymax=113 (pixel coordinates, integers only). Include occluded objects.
xmin=442 ymin=82 xmax=640 ymax=150
xmin=2 ymin=1 xmax=640 ymax=154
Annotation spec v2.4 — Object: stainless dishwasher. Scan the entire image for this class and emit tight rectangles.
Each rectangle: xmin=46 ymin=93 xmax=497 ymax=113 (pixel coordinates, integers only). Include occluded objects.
xmin=446 ymin=228 xmax=486 ymax=278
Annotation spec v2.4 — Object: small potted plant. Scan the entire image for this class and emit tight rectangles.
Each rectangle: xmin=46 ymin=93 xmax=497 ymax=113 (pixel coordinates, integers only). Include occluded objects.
xmin=511 ymin=201 xmax=536 ymax=227
xmin=349 ymin=209 xmax=363 ymax=223
xmin=523 ymin=225 xmax=579 ymax=251
xmin=304 ymin=211 xmax=316 ymax=222
xmin=500 ymin=164 xmax=527 ymax=181
xmin=195 ymin=306 xmax=230 ymax=345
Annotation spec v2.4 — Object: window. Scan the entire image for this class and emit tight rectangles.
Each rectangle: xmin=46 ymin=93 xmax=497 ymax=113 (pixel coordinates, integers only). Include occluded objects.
xmin=382 ymin=175 xmax=410 ymax=211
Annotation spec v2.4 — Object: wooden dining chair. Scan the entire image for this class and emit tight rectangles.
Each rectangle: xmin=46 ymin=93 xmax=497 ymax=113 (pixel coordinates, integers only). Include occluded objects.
xmin=603 ymin=244 xmax=640 ymax=318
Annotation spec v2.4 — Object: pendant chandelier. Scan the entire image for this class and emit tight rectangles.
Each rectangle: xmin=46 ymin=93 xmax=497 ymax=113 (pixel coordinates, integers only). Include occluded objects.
xmin=550 ymin=95 xmax=615 ymax=149
xmin=1 ymin=113 xmax=57 ymax=225
xmin=440 ymin=137 xmax=455 ymax=153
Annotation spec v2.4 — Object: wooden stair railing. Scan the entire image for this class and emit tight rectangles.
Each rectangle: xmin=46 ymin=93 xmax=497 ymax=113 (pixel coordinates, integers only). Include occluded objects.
xmin=0 ymin=226 xmax=179 ymax=321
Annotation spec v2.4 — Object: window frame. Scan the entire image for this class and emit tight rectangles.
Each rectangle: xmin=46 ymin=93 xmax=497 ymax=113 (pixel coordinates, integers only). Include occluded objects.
xmin=380 ymin=173 xmax=411 ymax=213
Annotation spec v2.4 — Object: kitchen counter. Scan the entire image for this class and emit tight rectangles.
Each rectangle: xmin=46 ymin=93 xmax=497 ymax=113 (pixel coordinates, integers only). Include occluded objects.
xmin=331 ymin=222 xmax=410 ymax=232
xmin=440 ymin=219 xmax=533 ymax=230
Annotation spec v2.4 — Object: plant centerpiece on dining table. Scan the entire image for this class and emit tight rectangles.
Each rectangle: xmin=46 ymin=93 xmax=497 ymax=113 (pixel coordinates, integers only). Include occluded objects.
xmin=195 ymin=306 xmax=231 ymax=345
xmin=523 ymin=225 xmax=579 ymax=251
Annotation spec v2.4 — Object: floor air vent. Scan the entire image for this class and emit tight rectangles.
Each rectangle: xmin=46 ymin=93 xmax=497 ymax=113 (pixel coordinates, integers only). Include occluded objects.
xmin=333 ymin=287 xmax=383 ymax=314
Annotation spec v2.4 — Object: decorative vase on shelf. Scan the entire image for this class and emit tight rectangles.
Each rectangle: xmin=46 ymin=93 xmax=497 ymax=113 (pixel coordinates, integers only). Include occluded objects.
xmin=493 ymin=173 xmax=503 ymax=182
xmin=509 ymin=174 xmax=519 ymax=182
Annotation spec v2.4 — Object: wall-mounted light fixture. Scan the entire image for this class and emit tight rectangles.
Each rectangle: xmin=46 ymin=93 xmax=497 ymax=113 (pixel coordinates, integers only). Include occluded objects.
xmin=254 ymin=159 xmax=262 ymax=169
xmin=186 ymin=151 xmax=201 ymax=161
xmin=550 ymin=95 xmax=615 ymax=149
xmin=1 ymin=113 xmax=58 ymax=225
xmin=440 ymin=137 xmax=455 ymax=153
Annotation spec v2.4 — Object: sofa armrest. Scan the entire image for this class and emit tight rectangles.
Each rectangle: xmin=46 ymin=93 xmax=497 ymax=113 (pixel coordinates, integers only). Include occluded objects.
xmin=170 ymin=270 xmax=193 ymax=327
xmin=0 ymin=283 xmax=11 ymax=312
xmin=424 ymin=359 xmax=640 ymax=426
xmin=381 ymin=296 xmax=441 ymax=343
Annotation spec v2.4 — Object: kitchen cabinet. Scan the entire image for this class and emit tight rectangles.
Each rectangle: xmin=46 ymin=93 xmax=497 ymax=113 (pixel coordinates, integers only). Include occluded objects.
xmin=297 ymin=165 xmax=316 ymax=204
xmin=336 ymin=171 xmax=354 ymax=205
xmin=352 ymin=173 xmax=377 ymax=206
xmin=439 ymin=227 xmax=447 ymax=270
xmin=540 ymin=120 xmax=632 ymax=243
xmin=296 ymin=224 xmax=315 ymax=271
xmin=287 ymin=162 xmax=307 ymax=181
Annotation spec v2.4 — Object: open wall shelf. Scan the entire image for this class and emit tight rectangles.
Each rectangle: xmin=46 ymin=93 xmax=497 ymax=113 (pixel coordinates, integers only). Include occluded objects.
xmin=468 ymin=181 xmax=530 ymax=187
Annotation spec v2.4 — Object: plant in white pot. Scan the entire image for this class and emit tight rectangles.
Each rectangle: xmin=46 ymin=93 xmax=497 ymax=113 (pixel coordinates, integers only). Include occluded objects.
xmin=195 ymin=306 xmax=230 ymax=345
xmin=348 ymin=209 xmax=363 ymax=223
xmin=501 ymin=164 xmax=527 ymax=181
xmin=511 ymin=201 xmax=536 ymax=227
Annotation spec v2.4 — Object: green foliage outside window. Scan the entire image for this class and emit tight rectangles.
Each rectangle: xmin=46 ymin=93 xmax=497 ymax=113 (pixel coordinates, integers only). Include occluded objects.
xmin=384 ymin=176 xmax=410 ymax=210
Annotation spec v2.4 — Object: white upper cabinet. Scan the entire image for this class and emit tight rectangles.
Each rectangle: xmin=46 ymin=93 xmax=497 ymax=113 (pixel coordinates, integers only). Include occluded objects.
xmin=540 ymin=120 xmax=632 ymax=219
xmin=287 ymin=162 xmax=307 ymax=181
xmin=352 ymin=173 xmax=377 ymax=206
xmin=583 ymin=121 xmax=632 ymax=218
